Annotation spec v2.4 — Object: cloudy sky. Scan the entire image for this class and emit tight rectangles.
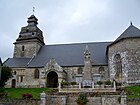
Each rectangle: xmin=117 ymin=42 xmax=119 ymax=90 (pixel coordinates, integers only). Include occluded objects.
xmin=0 ymin=0 xmax=140 ymax=61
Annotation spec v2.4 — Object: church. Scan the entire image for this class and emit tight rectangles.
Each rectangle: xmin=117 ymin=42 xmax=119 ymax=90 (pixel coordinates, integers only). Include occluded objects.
xmin=4 ymin=14 xmax=140 ymax=88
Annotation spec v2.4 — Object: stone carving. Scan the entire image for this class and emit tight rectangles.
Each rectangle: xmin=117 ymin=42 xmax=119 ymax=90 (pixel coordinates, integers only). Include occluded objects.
xmin=45 ymin=58 xmax=63 ymax=72
xmin=82 ymin=45 xmax=92 ymax=87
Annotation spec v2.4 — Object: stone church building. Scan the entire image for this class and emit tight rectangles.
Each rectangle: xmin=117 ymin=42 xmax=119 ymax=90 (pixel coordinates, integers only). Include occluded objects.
xmin=4 ymin=15 xmax=140 ymax=88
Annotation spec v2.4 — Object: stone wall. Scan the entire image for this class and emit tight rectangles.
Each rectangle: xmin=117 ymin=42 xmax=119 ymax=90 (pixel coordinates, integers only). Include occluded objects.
xmin=45 ymin=95 xmax=67 ymax=105
xmin=0 ymin=98 xmax=40 ymax=105
xmin=6 ymin=68 xmax=42 ymax=88
xmin=6 ymin=65 xmax=110 ymax=88
xmin=108 ymin=38 xmax=140 ymax=84
xmin=40 ymin=92 xmax=125 ymax=105
xmin=45 ymin=94 xmax=121 ymax=105
xmin=64 ymin=65 xmax=109 ymax=84
xmin=13 ymin=42 xmax=42 ymax=58
xmin=127 ymin=98 xmax=140 ymax=105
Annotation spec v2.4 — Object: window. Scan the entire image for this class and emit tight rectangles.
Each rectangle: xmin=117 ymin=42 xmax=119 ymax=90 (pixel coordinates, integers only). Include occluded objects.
xmin=18 ymin=76 xmax=23 ymax=82
xmin=77 ymin=67 xmax=83 ymax=74
xmin=13 ymin=71 xmax=16 ymax=75
xmin=99 ymin=67 xmax=105 ymax=79
xmin=22 ymin=45 xmax=24 ymax=51
xmin=34 ymin=69 xmax=39 ymax=79
xmin=114 ymin=54 xmax=122 ymax=82
xmin=26 ymin=29 xmax=29 ymax=32
xmin=20 ymin=76 xmax=23 ymax=82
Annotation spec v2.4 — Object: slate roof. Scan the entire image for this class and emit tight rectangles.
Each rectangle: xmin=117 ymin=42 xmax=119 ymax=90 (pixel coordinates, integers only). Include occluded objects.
xmin=115 ymin=24 xmax=140 ymax=42
xmin=4 ymin=42 xmax=111 ymax=68
xmin=3 ymin=58 xmax=31 ymax=68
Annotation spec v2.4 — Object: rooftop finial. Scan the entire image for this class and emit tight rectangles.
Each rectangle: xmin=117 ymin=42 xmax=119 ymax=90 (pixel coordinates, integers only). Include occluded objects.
xmin=130 ymin=21 xmax=133 ymax=26
xmin=33 ymin=7 xmax=35 ymax=15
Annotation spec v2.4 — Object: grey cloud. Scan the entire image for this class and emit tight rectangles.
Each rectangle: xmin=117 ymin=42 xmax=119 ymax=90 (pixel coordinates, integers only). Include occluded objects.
xmin=0 ymin=0 xmax=140 ymax=61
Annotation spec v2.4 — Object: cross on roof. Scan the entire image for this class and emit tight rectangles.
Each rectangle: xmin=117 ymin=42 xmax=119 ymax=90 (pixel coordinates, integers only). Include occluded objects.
xmin=33 ymin=7 xmax=35 ymax=15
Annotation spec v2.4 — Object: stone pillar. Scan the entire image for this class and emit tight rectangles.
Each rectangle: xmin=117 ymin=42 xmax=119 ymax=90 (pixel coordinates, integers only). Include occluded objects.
xmin=79 ymin=82 xmax=81 ymax=88
xmin=58 ymin=82 xmax=61 ymax=92
xmin=101 ymin=97 xmax=105 ymax=105
xmin=92 ymin=82 xmax=94 ymax=89
xmin=113 ymin=80 xmax=116 ymax=89
xmin=121 ymin=93 xmax=127 ymax=105
xmin=40 ymin=91 xmax=46 ymax=105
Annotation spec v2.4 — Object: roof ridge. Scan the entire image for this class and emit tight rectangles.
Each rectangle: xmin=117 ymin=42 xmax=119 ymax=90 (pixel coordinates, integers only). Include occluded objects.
xmin=44 ymin=41 xmax=112 ymax=46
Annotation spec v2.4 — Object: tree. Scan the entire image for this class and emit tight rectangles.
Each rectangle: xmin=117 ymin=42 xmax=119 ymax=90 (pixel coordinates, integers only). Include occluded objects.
xmin=0 ymin=66 xmax=12 ymax=88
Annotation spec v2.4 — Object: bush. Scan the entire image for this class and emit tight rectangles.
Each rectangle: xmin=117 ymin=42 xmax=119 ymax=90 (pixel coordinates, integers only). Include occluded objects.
xmin=105 ymin=80 xmax=111 ymax=85
xmin=0 ymin=93 xmax=7 ymax=98
xmin=61 ymin=81 xmax=70 ymax=85
xmin=0 ymin=88 xmax=7 ymax=98
xmin=22 ymin=93 xmax=33 ymax=99
xmin=76 ymin=94 xmax=89 ymax=105
xmin=70 ymin=82 xmax=77 ymax=85
xmin=97 ymin=81 xmax=103 ymax=85
xmin=116 ymin=82 xmax=122 ymax=86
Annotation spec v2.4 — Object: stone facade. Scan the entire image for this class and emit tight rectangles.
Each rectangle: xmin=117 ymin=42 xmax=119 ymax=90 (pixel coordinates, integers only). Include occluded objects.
xmin=4 ymin=15 xmax=140 ymax=88
xmin=108 ymin=38 xmax=140 ymax=84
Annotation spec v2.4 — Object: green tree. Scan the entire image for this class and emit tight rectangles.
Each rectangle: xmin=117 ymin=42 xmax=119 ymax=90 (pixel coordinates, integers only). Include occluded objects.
xmin=0 ymin=66 xmax=12 ymax=88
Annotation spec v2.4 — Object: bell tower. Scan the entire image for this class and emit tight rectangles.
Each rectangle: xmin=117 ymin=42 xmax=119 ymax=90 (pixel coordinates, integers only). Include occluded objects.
xmin=13 ymin=15 xmax=45 ymax=58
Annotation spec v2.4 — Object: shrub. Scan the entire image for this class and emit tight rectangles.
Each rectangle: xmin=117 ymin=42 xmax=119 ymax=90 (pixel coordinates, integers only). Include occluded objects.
xmin=118 ymin=96 xmax=121 ymax=103
xmin=61 ymin=81 xmax=70 ymax=85
xmin=97 ymin=81 xmax=103 ymax=85
xmin=76 ymin=94 xmax=89 ymax=105
xmin=105 ymin=80 xmax=111 ymax=85
xmin=22 ymin=93 xmax=33 ymax=99
xmin=116 ymin=82 xmax=122 ymax=86
xmin=70 ymin=82 xmax=77 ymax=85
xmin=0 ymin=88 xmax=7 ymax=98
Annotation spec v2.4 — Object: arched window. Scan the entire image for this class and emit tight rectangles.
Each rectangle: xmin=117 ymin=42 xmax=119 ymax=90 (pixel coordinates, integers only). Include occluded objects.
xmin=99 ymin=67 xmax=105 ymax=79
xmin=34 ymin=69 xmax=39 ymax=79
xmin=77 ymin=67 xmax=83 ymax=74
xmin=114 ymin=54 xmax=122 ymax=82
xmin=22 ymin=45 xmax=24 ymax=51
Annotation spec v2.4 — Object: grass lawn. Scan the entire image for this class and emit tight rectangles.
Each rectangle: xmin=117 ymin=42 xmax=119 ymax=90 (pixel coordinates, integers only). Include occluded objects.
xmin=0 ymin=88 xmax=53 ymax=99
xmin=126 ymin=86 xmax=140 ymax=98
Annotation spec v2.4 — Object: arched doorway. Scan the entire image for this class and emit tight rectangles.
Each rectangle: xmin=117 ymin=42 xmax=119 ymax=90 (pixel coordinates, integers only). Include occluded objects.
xmin=47 ymin=71 xmax=58 ymax=88
xmin=11 ymin=79 xmax=16 ymax=88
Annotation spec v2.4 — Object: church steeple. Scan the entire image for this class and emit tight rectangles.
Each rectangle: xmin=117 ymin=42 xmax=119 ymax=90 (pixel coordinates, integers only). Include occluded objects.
xmin=13 ymin=14 xmax=45 ymax=58
xmin=27 ymin=15 xmax=38 ymax=26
